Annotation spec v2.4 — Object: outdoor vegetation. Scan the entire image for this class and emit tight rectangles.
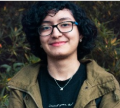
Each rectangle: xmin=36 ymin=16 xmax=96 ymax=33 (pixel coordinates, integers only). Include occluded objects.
xmin=0 ymin=1 xmax=120 ymax=108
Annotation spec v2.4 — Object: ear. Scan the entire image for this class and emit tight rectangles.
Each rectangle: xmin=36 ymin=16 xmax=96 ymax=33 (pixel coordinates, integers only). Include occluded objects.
xmin=80 ymin=34 xmax=83 ymax=39
xmin=79 ymin=34 xmax=83 ymax=43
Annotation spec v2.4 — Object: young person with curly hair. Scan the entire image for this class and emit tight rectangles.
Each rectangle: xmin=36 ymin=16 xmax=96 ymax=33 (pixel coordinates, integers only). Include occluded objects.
xmin=8 ymin=1 xmax=120 ymax=108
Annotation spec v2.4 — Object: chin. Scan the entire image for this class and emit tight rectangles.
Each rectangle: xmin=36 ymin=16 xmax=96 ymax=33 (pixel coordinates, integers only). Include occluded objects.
xmin=49 ymin=53 xmax=69 ymax=60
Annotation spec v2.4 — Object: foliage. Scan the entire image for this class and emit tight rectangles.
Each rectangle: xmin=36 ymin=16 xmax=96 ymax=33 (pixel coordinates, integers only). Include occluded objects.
xmin=76 ymin=1 xmax=120 ymax=34
xmin=0 ymin=1 xmax=120 ymax=108
xmin=86 ymin=18 xmax=120 ymax=81
xmin=0 ymin=62 xmax=24 ymax=107
xmin=0 ymin=2 xmax=40 ymax=107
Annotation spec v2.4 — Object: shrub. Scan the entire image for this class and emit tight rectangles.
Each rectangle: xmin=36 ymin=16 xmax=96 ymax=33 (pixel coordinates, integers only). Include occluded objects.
xmin=86 ymin=18 xmax=120 ymax=82
xmin=0 ymin=1 xmax=120 ymax=107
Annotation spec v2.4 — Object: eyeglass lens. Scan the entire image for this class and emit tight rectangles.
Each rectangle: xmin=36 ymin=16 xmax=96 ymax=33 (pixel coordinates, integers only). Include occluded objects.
xmin=38 ymin=21 xmax=73 ymax=36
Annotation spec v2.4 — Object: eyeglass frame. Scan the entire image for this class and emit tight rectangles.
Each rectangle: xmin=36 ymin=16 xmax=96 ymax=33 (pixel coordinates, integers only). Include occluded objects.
xmin=38 ymin=21 xmax=78 ymax=37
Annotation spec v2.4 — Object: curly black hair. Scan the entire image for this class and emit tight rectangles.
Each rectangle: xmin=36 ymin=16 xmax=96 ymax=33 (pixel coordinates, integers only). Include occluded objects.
xmin=21 ymin=1 xmax=97 ymax=63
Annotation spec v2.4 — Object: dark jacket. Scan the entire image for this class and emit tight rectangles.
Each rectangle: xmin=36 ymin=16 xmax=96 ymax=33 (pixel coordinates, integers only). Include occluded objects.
xmin=8 ymin=59 xmax=120 ymax=108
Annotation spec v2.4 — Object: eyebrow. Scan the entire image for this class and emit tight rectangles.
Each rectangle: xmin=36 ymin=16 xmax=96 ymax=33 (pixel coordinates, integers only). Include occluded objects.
xmin=42 ymin=17 xmax=72 ymax=24
xmin=59 ymin=17 xmax=72 ymax=21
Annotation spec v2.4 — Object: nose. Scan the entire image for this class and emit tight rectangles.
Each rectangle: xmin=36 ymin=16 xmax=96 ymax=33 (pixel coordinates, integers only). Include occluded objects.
xmin=51 ymin=27 xmax=62 ymax=38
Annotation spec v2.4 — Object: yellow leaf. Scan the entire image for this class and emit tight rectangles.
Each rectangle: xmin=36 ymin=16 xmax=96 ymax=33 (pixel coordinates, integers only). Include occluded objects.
xmin=18 ymin=8 xmax=25 ymax=11
xmin=93 ymin=6 xmax=97 ymax=10
xmin=13 ymin=51 xmax=17 ymax=56
xmin=98 ymin=22 xmax=100 ymax=26
xmin=14 ymin=27 xmax=17 ymax=32
xmin=25 ymin=53 xmax=29 ymax=60
xmin=111 ymin=38 xmax=117 ymax=44
xmin=7 ymin=78 xmax=11 ymax=81
xmin=108 ymin=11 xmax=111 ymax=16
xmin=3 ymin=95 xmax=7 ymax=99
xmin=4 ymin=6 xmax=6 ymax=11
xmin=104 ymin=38 xmax=108 ymax=44
xmin=98 ymin=47 xmax=102 ymax=51
xmin=113 ymin=61 xmax=115 ymax=66
xmin=114 ymin=50 xmax=117 ymax=55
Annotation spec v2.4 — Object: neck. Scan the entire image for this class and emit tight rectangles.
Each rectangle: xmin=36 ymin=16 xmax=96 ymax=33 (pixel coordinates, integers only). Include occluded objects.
xmin=47 ymin=55 xmax=80 ymax=81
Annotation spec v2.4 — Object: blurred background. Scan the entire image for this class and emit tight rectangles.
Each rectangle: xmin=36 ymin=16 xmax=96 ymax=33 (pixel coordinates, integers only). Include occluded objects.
xmin=0 ymin=1 xmax=120 ymax=107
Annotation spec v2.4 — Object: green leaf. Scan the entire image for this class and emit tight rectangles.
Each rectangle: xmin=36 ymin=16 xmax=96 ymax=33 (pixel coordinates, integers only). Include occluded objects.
xmin=0 ymin=64 xmax=11 ymax=73
xmin=13 ymin=63 xmax=24 ymax=71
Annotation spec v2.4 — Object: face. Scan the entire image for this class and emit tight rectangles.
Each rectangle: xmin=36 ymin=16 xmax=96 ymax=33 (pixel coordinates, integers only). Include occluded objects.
xmin=39 ymin=9 xmax=82 ymax=59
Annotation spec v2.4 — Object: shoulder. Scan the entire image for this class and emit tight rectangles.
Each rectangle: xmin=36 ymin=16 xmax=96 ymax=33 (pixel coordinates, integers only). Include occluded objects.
xmin=80 ymin=59 xmax=115 ymax=78
xmin=7 ymin=62 xmax=41 ymax=88
xmin=80 ymin=59 xmax=120 ymax=102
xmin=80 ymin=59 xmax=119 ymax=87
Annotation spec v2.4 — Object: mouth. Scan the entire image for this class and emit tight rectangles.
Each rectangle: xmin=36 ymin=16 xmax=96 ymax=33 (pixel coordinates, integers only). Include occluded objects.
xmin=50 ymin=41 xmax=67 ymax=47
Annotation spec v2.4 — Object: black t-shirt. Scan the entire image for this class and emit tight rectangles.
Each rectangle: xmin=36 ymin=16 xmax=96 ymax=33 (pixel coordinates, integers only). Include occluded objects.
xmin=38 ymin=63 xmax=86 ymax=108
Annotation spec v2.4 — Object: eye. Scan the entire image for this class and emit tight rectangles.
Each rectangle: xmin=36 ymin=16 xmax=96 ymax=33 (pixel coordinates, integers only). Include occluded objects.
xmin=40 ymin=26 xmax=52 ymax=31
xmin=60 ymin=22 xmax=72 ymax=28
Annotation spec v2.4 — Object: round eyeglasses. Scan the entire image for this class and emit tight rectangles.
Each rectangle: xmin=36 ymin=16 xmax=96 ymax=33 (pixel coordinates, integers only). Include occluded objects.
xmin=38 ymin=21 xmax=78 ymax=36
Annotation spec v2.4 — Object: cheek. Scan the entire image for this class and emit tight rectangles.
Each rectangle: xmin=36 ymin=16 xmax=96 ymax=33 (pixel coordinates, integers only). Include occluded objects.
xmin=39 ymin=37 xmax=45 ymax=45
xmin=73 ymin=27 xmax=80 ymax=37
xmin=71 ymin=30 xmax=80 ymax=42
xmin=39 ymin=37 xmax=50 ymax=49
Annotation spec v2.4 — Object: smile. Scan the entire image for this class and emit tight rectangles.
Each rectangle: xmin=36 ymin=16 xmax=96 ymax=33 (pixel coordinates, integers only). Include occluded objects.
xmin=50 ymin=41 xmax=67 ymax=47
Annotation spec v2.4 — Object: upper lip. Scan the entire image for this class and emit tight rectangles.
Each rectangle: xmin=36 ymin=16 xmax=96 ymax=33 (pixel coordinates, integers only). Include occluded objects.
xmin=49 ymin=41 xmax=67 ymax=45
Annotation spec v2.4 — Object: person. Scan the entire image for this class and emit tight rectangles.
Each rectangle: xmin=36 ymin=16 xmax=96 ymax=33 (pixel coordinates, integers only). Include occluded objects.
xmin=8 ymin=1 xmax=120 ymax=108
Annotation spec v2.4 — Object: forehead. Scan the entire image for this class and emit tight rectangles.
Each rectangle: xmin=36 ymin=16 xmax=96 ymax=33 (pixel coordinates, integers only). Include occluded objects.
xmin=43 ymin=8 xmax=75 ymax=22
